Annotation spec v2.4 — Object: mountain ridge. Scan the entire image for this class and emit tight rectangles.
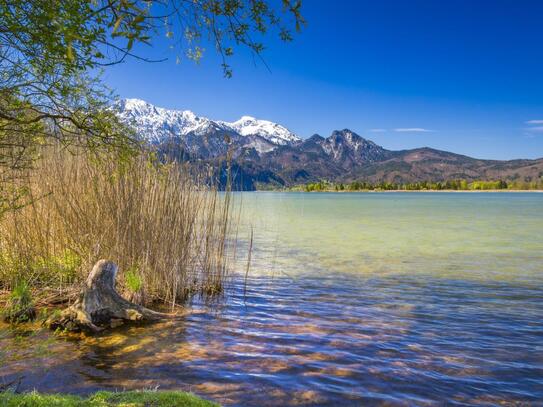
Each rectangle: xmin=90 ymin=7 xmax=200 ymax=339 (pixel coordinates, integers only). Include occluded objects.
xmin=117 ymin=98 xmax=300 ymax=150
xmin=116 ymin=99 xmax=543 ymax=190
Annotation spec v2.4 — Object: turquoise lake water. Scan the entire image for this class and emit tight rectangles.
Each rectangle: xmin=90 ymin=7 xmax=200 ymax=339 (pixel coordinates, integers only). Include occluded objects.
xmin=2 ymin=192 xmax=542 ymax=405
xmin=236 ymin=192 xmax=543 ymax=283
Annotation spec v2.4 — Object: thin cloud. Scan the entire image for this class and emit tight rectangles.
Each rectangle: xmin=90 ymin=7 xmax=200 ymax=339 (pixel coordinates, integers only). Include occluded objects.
xmin=522 ymin=120 xmax=543 ymax=137
xmin=394 ymin=128 xmax=434 ymax=133
xmin=369 ymin=128 xmax=386 ymax=133
xmin=524 ymin=126 xmax=543 ymax=132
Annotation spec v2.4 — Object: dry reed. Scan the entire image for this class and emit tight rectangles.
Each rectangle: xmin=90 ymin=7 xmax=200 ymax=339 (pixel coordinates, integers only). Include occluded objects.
xmin=0 ymin=147 xmax=235 ymax=306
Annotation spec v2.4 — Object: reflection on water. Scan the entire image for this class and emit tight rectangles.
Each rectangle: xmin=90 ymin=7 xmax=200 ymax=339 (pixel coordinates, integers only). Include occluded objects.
xmin=2 ymin=193 xmax=543 ymax=405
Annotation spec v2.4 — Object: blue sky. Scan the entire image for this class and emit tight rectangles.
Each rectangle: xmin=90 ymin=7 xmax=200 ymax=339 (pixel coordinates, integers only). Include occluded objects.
xmin=103 ymin=0 xmax=543 ymax=160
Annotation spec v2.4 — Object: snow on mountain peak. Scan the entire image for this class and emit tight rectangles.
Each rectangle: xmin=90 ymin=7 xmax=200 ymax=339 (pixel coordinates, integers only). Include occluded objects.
xmin=123 ymin=98 xmax=149 ymax=109
xmin=238 ymin=115 xmax=256 ymax=122
xmin=116 ymin=99 xmax=216 ymax=144
xmin=116 ymin=99 xmax=300 ymax=146
xmin=219 ymin=116 xmax=299 ymax=145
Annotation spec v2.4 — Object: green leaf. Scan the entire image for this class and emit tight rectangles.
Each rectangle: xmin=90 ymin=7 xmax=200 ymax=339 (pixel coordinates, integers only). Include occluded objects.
xmin=113 ymin=15 xmax=124 ymax=34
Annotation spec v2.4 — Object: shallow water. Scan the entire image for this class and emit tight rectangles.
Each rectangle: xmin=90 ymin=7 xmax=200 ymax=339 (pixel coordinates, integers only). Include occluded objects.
xmin=2 ymin=192 xmax=543 ymax=405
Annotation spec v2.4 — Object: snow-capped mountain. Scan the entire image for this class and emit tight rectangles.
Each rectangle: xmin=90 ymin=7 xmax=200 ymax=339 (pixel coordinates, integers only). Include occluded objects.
xmin=116 ymin=98 xmax=220 ymax=144
xmin=115 ymin=98 xmax=543 ymax=191
xmin=217 ymin=116 xmax=299 ymax=145
xmin=116 ymin=99 xmax=300 ymax=154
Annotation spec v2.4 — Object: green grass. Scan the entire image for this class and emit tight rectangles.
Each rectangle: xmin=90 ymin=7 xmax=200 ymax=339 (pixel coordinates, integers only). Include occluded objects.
xmin=124 ymin=266 xmax=143 ymax=293
xmin=0 ymin=390 xmax=218 ymax=406
xmin=2 ymin=280 xmax=35 ymax=323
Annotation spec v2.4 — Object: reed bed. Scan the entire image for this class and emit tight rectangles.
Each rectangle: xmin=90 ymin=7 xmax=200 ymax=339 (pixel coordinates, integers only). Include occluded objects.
xmin=0 ymin=148 xmax=235 ymax=307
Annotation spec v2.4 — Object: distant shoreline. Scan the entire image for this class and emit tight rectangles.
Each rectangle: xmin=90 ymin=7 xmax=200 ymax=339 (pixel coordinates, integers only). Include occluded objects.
xmin=255 ymin=189 xmax=543 ymax=193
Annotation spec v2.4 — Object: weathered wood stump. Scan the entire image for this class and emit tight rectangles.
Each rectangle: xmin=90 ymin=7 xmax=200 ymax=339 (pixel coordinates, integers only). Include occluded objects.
xmin=46 ymin=259 xmax=171 ymax=333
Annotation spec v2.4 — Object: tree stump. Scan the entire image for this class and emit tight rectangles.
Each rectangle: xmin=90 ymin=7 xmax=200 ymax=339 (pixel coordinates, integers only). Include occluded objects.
xmin=46 ymin=260 xmax=171 ymax=333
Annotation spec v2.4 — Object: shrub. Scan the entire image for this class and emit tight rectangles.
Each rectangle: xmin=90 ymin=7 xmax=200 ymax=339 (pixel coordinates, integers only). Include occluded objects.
xmin=125 ymin=266 xmax=143 ymax=293
xmin=2 ymin=280 xmax=36 ymax=323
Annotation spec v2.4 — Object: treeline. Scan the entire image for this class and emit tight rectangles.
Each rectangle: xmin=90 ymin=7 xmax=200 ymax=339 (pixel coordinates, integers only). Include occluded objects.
xmin=304 ymin=178 xmax=543 ymax=192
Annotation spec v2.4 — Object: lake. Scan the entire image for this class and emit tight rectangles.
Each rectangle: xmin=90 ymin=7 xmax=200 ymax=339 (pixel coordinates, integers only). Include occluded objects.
xmin=2 ymin=192 xmax=543 ymax=405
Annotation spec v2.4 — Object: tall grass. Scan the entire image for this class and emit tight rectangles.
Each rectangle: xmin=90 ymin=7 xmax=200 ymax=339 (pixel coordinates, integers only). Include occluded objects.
xmin=0 ymin=147 xmax=234 ymax=307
